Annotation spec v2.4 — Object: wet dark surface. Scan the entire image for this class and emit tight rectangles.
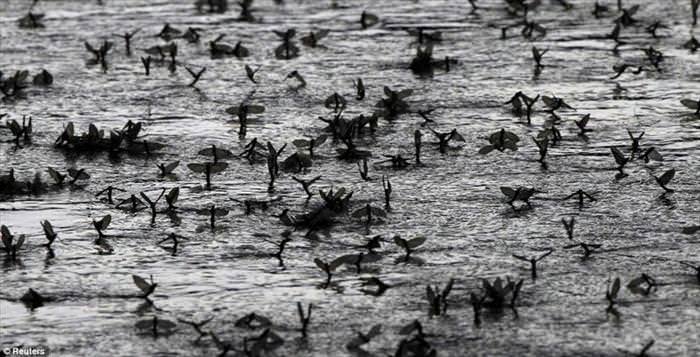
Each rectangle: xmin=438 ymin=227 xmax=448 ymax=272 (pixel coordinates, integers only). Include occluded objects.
xmin=1 ymin=0 xmax=699 ymax=356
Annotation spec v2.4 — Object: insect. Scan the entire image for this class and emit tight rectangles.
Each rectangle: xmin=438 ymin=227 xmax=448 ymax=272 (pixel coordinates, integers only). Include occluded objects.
xmin=500 ymin=186 xmax=538 ymax=211
xmin=296 ymin=302 xmax=312 ymax=338
xmin=185 ymin=66 xmax=206 ymax=87
xmin=426 ymin=279 xmax=454 ymax=316
xmin=140 ymin=189 xmax=166 ymax=224
xmin=610 ymin=147 xmax=629 ymax=179
xmin=187 ymin=162 xmax=228 ymax=190
xmin=562 ymin=190 xmax=596 ymax=209
xmin=353 ymin=78 xmax=365 ymax=100
xmin=360 ymin=10 xmax=379 ymax=29
xmin=512 ymin=249 xmax=554 ymax=280
xmin=314 ymin=256 xmax=346 ymax=288
xmin=196 ymin=205 xmax=229 ymax=232
xmin=479 ymin=129 xmax=520 ymax=154
xmin=292 ymin=134 xmax=327 ymax=158
xmin=291 ymin=175 xmax=321 ymax=198
xmin=531 ymin=46 xmax=548 ymax=68
xmin=346 ymin=324 xmax=382 ymax=350
xmin=273 ymin=29 xmax=300 ymax=60
xmin=480 ymin=277 xmax=524 ymax=310
xmin=652 ymin=168 xmax=676 ymax=193
xmin=394 ymin=235 xmax=427 ymax=265
xmin=156 ymin=161 xmax=180 ymax=177
xmin=564 ymin=242 xmax=602 ymax=260
xmin=40 ymin=220 xmax=58 ymax=249
xmin=285 ymin=70 xmax=307 ymax=89
xmin=605 ymin=277 xmax=621 ymax=318
xmin=132 ymin=274 xmax=157 ymax=300
xmin=300 ymin=29 xmax=329 ymax=47
xmin=1 ymin=225 xmax=25 ymax=259
xmin=198 ymin=145 xmax=234 ymax=164
xmin=92 ymin=215 xmax=111 ymax=240
xmin=245 ymin=64 xmax=261 ymax=83
xmin=574 ymin=114 xmax=593 ymax=135
xmin=114 ymin=28 xmax=140 ymax=56
xmin=209 ymin=35 xmax=250 ymax=59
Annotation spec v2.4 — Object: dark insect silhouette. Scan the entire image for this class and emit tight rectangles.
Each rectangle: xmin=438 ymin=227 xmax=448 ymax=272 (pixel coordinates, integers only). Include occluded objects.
xmin=351 ymin=204 xmax=387 ymax=227
xmin=92 ymin=215 xmax=111 ymax=240
xmin=273 ymin=29 xmax=300 ymax=60
xmin=187 ymin=162 xmax=228 ymax=190
xmin=32 ymin=70 xmax=53 ymax=86
xmin=592 ymin=2 xmax=609 ymax=18
xmin=512 ymin=249 xmax=554 ymax=280
xmin=292 ymin=175 xmax=321 ymax=198
xmin=157 ymin=233 xmax=179 ymax=256
xmin=428 ymin=127 xmax=464 ymax=154
xmin=361 ymin=10 xmax=379 ymax=29
xmin=532 ymin=136 xmax=549 ymax=165
xmin=245 ymin=64 xmax=261 ymax=83
xmin=18 ymin=12 xmax=45 ymax=29
xmin=610 ymin=147 xmax=629 ymax=179
xmin=114 ymin=29 xmax=140 ymax=56
xmin=140 ymin=189 xmax=166 ymax=224
xmin=426 ymin=279 xmax=454 ymax=316
xmin=235 ymin=312 xmax=272 ymax=329
xmin=133 ymin=274 xmax=157 ymax=301
xmin=84 ymin=40 xmax=113 ymax=72
xmin=501 ymin=186 xmax=538 ymax=211
xmin=479 ymin=129 xmax=519 ymax=154
xmin=360 ymin=277 xmax=390 ymax=296
xmin=157 ymin=161 xmax=179 ymax=177
xmin=480 ymin=277 xmax=524 ymax=311
xmin=611 ymin=63 xmax=644 ymax=79
xmin=394 ymin=235 xmax=427 ymax=265
xmin=626 ymin=273 xmax=657 ymax=296
xmin=209 ymin=34 xmax=250 ymax=59
xmin=531 ymin=46 xmax=547 ymax=68
xmin=185 ymin=66 xmax=206 ymax=87
xmin=564 ymin=242 xmax=601 ymax=260
xmin=605 ymin=277 xmax=621 ymax=318
xmin=638 ymin=147 xmax=663 ymax=163
xmin=196 ymin=205 xmax=229 ymax=232
xmin=357 ymin=158 xmax=371 ymax=181
xmin=563 ymin=190 xmax=596 ymax=209
xmin=346 ymin=324 xmax=382 ymax=350
xmin=182 ymin=27 xmax=202 ymax=43
xmin=680 ymin=98 xmax=700 ymax=115
xmin=141 ymin=56 xmax=152 ymax=75
xmin=314 ymin=256 xmax=346 ymax=288
xmin=1 ymin=225 xmax=26 ymax=259
xmin=296 ymin=302 xmax=312 ymax=338
xmin=353 ymin=78 xmax=365 ymax=100
xmin=40 ymin=220 xmax=58 ymax=249
xmin=646 ymin=21 xmax=667 ymax=38
xmin=285 ymin=70 xmax=307 ymax=89
xmin=652 ymin=168 xmax=675 ymax=193
xmin=575 ymin=114 xmax=593 ymax=135
xmin=382 ymin=175 xmax=392 ymax=210
xmin=292 ymin=135 xmax=326 ymax=158
xmin=683 ymin=36 xmax=700 ymax=52
xmin=300 ymin=29 xmax=329 ymax=47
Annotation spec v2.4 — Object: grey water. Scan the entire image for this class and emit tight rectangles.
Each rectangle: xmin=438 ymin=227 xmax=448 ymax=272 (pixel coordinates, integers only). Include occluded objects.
xmin=1 ymin=0 xmax=699 ymax=356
